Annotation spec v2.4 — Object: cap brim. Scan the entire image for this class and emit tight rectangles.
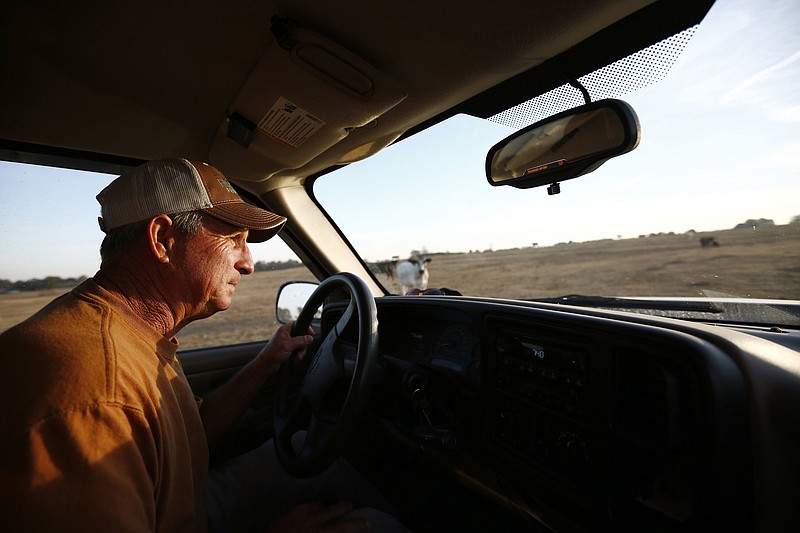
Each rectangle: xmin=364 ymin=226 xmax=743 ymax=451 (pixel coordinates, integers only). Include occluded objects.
xmin=203 ymin=203 xmax=287 ymax=243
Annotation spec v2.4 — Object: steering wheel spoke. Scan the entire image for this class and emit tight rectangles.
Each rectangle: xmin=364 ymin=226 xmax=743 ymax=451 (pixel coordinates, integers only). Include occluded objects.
xmin=274 ymin=389 xmax=310 ymax=441
xmin=302 ymin=415 xmax=336 ymax=456
xmin=333 ymin=299 xmax=356 ymax=333
xmin=299 ymin=333 xmax=341 ymax=404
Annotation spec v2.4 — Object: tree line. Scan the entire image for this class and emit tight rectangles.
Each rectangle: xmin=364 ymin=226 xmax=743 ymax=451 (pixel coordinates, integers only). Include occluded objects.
xmin=1 ymin=276 xmax=88 ymax=293
xmin=254 ymin=259 xmax=302 ymax=272
xmin=1 ymin=260 xmax=301 ymax=293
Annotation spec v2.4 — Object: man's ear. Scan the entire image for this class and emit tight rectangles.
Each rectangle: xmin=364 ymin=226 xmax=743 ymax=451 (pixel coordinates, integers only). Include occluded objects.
xmin=146 ymin=215 xmax=176 ymax=264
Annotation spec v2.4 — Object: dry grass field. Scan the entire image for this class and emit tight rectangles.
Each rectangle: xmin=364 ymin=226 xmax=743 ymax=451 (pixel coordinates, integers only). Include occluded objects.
xmin=424 ymin=225 xmax=800 ymax=300
xmin=2 ymin=224 xmax=798 ymax=351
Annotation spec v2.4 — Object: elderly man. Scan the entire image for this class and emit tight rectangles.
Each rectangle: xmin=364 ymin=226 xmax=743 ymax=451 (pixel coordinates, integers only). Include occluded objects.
xmin=0 ymin=159 xmax=404 ymax=532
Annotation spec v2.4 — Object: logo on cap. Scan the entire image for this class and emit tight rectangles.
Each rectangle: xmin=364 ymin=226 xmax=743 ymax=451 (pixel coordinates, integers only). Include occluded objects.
xmin=217 ymin=178 xmax=237 ymax=194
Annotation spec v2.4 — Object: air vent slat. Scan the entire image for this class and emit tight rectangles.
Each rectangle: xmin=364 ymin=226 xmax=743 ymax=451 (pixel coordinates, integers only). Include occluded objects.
xmin=616 ymin=351 xmax=686 ymax=450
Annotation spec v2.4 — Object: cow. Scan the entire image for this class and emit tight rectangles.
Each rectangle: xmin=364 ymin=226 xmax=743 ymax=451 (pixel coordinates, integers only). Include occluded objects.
xmin=396 ymin=256 xmax=431 ymax=294
xmin=700 ymin=236 xmax=719 ymax=248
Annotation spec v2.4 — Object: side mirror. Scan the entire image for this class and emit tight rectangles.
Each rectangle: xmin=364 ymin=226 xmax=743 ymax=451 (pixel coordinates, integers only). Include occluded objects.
xmin=275 ymin=281 xmax=321 ymax=324
xmin=486 ymin=99 xmax=640 ymax=191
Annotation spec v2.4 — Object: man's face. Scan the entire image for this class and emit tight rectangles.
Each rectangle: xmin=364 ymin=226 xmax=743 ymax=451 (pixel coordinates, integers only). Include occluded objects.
xmin=171 ymin=214 xmax=255 ymax=321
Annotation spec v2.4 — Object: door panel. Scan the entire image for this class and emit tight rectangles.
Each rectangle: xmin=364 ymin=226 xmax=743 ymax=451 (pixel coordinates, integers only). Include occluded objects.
xmin=179 ymin=342 xmax=261 ymax=397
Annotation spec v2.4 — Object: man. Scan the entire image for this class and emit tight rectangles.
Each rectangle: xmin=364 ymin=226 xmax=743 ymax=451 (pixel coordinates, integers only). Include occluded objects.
xmin=0 ymin=159 xmax=404 ymax=532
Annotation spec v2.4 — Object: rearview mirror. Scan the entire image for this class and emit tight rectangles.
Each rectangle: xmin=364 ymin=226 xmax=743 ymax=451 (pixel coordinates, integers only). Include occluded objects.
xmin=485 ymin=99 xmax=639 ymax=191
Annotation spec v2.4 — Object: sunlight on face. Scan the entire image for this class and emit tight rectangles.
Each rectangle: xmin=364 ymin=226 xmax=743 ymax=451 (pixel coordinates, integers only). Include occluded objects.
xmin=173 ymin=215 xmax=254 ymax=320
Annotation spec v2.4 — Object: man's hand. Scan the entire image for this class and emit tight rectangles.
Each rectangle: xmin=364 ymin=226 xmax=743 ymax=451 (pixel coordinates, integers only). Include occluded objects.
xmin=257 ymin=321 xmax=314 ymax=371
xmin=266 ymin=502 xmax=370 ymax=533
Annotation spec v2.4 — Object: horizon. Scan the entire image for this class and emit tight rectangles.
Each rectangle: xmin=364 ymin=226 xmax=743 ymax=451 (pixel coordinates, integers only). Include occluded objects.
xmin=2 ymin=218 xmax=793 ymax=284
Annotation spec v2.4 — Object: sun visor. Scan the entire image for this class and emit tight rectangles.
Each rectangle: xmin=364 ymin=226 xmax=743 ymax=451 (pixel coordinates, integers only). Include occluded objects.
xmin=210 ymin=17 xmax=406 ymax=182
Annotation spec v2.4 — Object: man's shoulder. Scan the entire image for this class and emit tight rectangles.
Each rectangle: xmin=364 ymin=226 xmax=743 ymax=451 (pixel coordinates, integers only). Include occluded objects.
xmin=1 ymin=283 xmax=111 ymax=365
xmin=0 ymin=282 xmax=164 ymax=429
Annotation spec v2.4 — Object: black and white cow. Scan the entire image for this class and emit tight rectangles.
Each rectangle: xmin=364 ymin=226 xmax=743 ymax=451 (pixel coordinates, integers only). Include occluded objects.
xmin=396 ymin=256 xmax=431 ymax=294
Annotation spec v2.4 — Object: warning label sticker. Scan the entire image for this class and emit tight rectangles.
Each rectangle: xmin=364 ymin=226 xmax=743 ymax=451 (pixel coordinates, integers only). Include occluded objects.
xmin=258 ymin=97 xmax=325 ymax=148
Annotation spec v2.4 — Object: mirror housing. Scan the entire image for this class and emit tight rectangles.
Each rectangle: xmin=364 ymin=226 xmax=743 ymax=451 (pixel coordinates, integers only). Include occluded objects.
xmin=486 ymin=99 xmax=640 ymax=190
xmin=276 ymin=281 xmax=321 ymax=324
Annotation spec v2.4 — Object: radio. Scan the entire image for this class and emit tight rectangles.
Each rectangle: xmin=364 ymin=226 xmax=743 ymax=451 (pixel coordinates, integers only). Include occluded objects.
xmin=492 ymin=329 xmax=592 ymax=420
xmin=488 ymin=328 xmax=597 ymax=494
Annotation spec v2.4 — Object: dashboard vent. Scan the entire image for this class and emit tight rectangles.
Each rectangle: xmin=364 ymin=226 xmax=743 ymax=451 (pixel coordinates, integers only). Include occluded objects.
xmin=616 ymin=351 xmax=688 ymax=450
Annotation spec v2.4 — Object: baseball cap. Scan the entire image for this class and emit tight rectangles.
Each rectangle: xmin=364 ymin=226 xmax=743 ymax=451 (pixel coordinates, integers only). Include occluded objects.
xmin=96 ymin=158 xmax=286 ymax=243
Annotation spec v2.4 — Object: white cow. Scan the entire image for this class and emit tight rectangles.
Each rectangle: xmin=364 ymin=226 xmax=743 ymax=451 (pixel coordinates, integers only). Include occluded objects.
xmin=396 ymin=256 xmax=431 ymax=294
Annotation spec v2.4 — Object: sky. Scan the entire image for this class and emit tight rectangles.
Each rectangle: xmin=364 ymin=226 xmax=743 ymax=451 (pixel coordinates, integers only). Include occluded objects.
xmin=1 ymin=0 xmax=798 ymax=281
xmin=315 ymin=0 xmax=800 ymax=262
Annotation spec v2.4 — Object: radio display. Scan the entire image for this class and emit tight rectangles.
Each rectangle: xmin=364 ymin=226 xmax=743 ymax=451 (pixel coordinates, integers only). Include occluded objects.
xmin=517 ymin=338 xmax=588 ymax=375
xmin=521 ymin=341 xmax=546 ymax=360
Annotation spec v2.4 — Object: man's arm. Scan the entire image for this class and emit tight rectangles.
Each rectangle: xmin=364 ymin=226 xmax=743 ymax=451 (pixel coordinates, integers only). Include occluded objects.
xmin=198 ymin=321 xmax=313 ymax=443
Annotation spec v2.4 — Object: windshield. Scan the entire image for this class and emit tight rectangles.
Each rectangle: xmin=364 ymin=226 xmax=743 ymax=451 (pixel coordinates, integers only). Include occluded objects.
xmin=315 ymin=0 xmax=800 ymax=325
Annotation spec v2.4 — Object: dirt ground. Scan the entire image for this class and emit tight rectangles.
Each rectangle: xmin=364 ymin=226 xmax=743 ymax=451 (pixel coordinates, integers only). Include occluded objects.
xmin=2 ymin=224 xmax=798 ymax=351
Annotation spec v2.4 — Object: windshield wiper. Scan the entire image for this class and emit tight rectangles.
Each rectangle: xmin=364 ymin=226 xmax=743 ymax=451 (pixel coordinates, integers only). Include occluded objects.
xmin=527 ymin=294 xmax=724 ymax=313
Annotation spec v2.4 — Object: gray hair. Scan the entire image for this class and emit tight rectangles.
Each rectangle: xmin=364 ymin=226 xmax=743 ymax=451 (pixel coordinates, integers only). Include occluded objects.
xmin=99 ymin=211 xmax=205 ymax=265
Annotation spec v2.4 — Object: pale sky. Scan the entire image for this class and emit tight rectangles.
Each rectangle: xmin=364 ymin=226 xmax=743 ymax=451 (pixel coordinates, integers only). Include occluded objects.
xmin=1 ymin=0 xmax=798 ymax=281
xmin=316 ymin=0 xmax=800 ymax=262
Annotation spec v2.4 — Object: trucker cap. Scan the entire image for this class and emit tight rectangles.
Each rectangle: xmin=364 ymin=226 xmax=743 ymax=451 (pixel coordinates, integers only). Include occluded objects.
xmin=96 ymin=158 xmax=286 ymax=243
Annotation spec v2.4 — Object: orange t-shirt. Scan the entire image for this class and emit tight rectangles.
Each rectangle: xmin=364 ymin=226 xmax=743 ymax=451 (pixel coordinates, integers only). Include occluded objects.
xmin=0 ymin=279 xmax=208 ymax=532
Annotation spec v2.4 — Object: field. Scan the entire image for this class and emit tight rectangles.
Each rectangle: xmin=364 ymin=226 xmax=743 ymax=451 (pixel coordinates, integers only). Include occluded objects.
xmin=2 ymin=225 xmax=798 ymax=351
xmin=426 ymin=225 xmax=800 ymax=300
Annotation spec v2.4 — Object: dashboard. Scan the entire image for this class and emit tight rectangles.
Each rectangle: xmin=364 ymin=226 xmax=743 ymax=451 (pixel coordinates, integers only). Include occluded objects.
xmin=321 ymin=295 xmax=800 ymax=532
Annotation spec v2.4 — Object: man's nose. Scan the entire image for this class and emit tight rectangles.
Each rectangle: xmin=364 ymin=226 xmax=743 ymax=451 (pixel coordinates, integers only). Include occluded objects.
xmin=237 ymin=243 xmax=255 ymax=275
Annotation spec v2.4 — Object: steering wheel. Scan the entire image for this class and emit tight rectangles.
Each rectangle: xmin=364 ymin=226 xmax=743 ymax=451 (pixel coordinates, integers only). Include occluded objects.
xmin=274 ymin=272 xmax=379 ymax=477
